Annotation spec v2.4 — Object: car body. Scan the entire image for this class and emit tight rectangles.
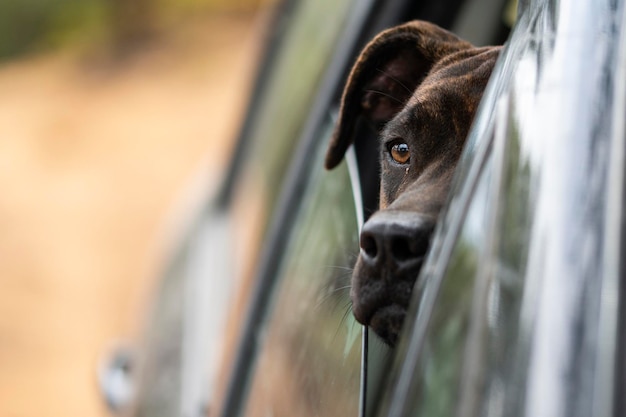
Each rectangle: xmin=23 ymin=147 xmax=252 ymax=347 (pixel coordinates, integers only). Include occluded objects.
xmin=99 ymin=0 xmax=626 ymax=416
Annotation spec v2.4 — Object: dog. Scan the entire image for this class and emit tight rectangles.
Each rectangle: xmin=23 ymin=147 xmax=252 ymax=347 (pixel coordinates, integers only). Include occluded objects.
xmin=325 ymin=21 xmax=500 ymax=346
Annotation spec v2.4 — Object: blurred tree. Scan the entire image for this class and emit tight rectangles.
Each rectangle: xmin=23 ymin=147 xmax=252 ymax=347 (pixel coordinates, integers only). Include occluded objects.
xmin=108 ymin=0 xmax=158 ymax=55
xmin=0 ymin=0 xmax=109 ymax=61
xmin=0 ymin=0 xmax=271 ymax=62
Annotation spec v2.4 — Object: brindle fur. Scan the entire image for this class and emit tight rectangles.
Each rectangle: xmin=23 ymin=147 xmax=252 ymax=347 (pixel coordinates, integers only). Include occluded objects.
xmin=326 ymin=21 xmax=500 ymax=346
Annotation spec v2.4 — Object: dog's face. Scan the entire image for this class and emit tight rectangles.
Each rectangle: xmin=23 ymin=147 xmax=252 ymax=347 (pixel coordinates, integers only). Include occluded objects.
xmin=325 ymin=21 xmax=500 ymax=346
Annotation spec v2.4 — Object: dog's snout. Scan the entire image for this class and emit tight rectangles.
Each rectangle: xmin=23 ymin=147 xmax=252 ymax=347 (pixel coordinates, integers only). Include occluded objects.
xmin=360 ymin=232 xmax=379 ymax=259
xmin=359 ymin=212 xmax=434 ymax=274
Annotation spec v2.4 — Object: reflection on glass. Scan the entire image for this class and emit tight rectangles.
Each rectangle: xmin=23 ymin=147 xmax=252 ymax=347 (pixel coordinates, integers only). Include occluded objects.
xmin=215 ymin=0 xmax=357 ymax=405
xmin=242 ymin=139 xmax=362 ymax=417
xmin=478 ymin=94 xmax=532 ymax=417
xmin=370 ymin=2 xmax=625 ymax=415
xmin=224 ymin=0 xmax=355 ymax=353
xmin=395 ymin=155 xmax=493 ymax=417
xmin=241 ymin=0 xmax=354 ymax=215
xmin=377 ymin=96 xmax=538 ymax=417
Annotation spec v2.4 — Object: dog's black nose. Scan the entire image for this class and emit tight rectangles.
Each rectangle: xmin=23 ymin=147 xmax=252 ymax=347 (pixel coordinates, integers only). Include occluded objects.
xmin=359 ymin=212 xmax=434 ymax=275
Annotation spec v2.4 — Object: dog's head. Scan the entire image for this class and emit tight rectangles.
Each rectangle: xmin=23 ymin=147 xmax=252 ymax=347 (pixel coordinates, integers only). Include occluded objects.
xmin=326 ymin=21 xmax=500 ymax=346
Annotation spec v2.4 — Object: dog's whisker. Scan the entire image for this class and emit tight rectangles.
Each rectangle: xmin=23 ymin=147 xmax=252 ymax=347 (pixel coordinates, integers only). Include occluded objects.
xmin=328 ymin=285 xmax=352 ymax=295
xmin=375 ymin=68 xmax=414 ymax=94
xmin=341 ymin=299 xmax=353 ymax=319
xmin=332 ymin=300 xmax=355 ymax=342
xmin=325 ymin=270 xmax=354 ymax=281
xmin=325 ymin=265 xmax=354 ymax=272
xmin=313 ymin=284 xmax=352 ymax=311
xmin=339 ymin=300 xmax=355 ymax=328
xmin=363 ymin=89 xmax=405 ymax=105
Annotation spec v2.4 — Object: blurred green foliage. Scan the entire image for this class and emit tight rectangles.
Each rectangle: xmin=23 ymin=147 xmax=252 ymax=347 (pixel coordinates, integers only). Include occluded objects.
xmin=0 ymin=0 xmax=95 ymax=59
xmin=0 ymin=0 xmax=266 ymax=61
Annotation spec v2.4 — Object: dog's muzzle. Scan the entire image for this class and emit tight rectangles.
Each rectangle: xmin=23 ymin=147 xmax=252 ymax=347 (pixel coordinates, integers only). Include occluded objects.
xmin=351 ymin=210 xmax=435 ymax=345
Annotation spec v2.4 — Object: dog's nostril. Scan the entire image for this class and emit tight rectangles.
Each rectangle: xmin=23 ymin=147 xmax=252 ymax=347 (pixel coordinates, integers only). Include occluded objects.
xmin=391 ymin=237 xmax=414 ymax=261
xmin=360 ymin=233 xmax=378 ymax=259
xmin=390 ymin=229 xmax=432 ymax=262
xmin=415 ymin=233 xmax=430 ymax=258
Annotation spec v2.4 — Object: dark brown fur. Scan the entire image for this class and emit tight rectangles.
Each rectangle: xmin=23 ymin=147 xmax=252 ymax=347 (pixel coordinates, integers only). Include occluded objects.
xmin=326 ymin=21 xmax=500 ymax=346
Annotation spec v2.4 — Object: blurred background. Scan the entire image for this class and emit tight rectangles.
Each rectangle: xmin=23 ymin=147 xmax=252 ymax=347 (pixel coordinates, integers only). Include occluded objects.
xmin=0 ymin=0 xmax=277 ymax=415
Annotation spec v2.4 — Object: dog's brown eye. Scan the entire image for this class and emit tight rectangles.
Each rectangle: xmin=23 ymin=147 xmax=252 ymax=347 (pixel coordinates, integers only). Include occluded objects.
xmin=390 ymin=142 xmax=410 ymax=164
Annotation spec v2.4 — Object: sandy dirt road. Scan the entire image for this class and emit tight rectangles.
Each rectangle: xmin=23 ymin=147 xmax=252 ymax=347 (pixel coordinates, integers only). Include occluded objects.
xmin=0 ymin=13 xmax=264 ymax=417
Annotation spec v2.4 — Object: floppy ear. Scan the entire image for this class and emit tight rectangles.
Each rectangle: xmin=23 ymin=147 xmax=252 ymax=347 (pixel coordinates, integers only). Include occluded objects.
xmin=325 ymin=21 xmax=473 ymax=169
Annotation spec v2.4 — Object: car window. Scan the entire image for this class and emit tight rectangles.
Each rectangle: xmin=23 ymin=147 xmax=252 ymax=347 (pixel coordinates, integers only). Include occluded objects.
xmin=364 ymin=28 xmax=526 ymax=417
xmin=370 ymin=0 xmax=626 ymax=415
xmin=223 ymin=0 xmax=357 ymax=344
xmin=374 ymin=145 xmax=496 ymax=417
xmin=235 ymin=0 xmax=355 ymax=211
xmin=240 ymin=122 xmax=363 ymax=417
xmin=375 ymin=113 xmax=531 ymax=417
xmin=130 ymin=0 xmax=358 ymax=414
xmin=213 ymin=0 xmax=365 ymax=414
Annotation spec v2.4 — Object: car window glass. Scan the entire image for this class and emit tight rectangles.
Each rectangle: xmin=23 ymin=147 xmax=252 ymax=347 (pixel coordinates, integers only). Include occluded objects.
xmin=239 ymin=0 xmax=355 ymax=212
xmin=370 ymin=145 xmax=495 ymax=417
xmin=371 ymin=93 xmax=545 ymax=417
xmin=241 ymin=123 xmax=362 ymax=417
xmin=216 ymin=0 xmax=356 ymax=394
xmin=412 ymin=156 xmax=495 ymax=417
xmin=470 ymin=93 xmax=533 ymax=417
xmin=225 ymin=0 xmax=355 ymax=336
